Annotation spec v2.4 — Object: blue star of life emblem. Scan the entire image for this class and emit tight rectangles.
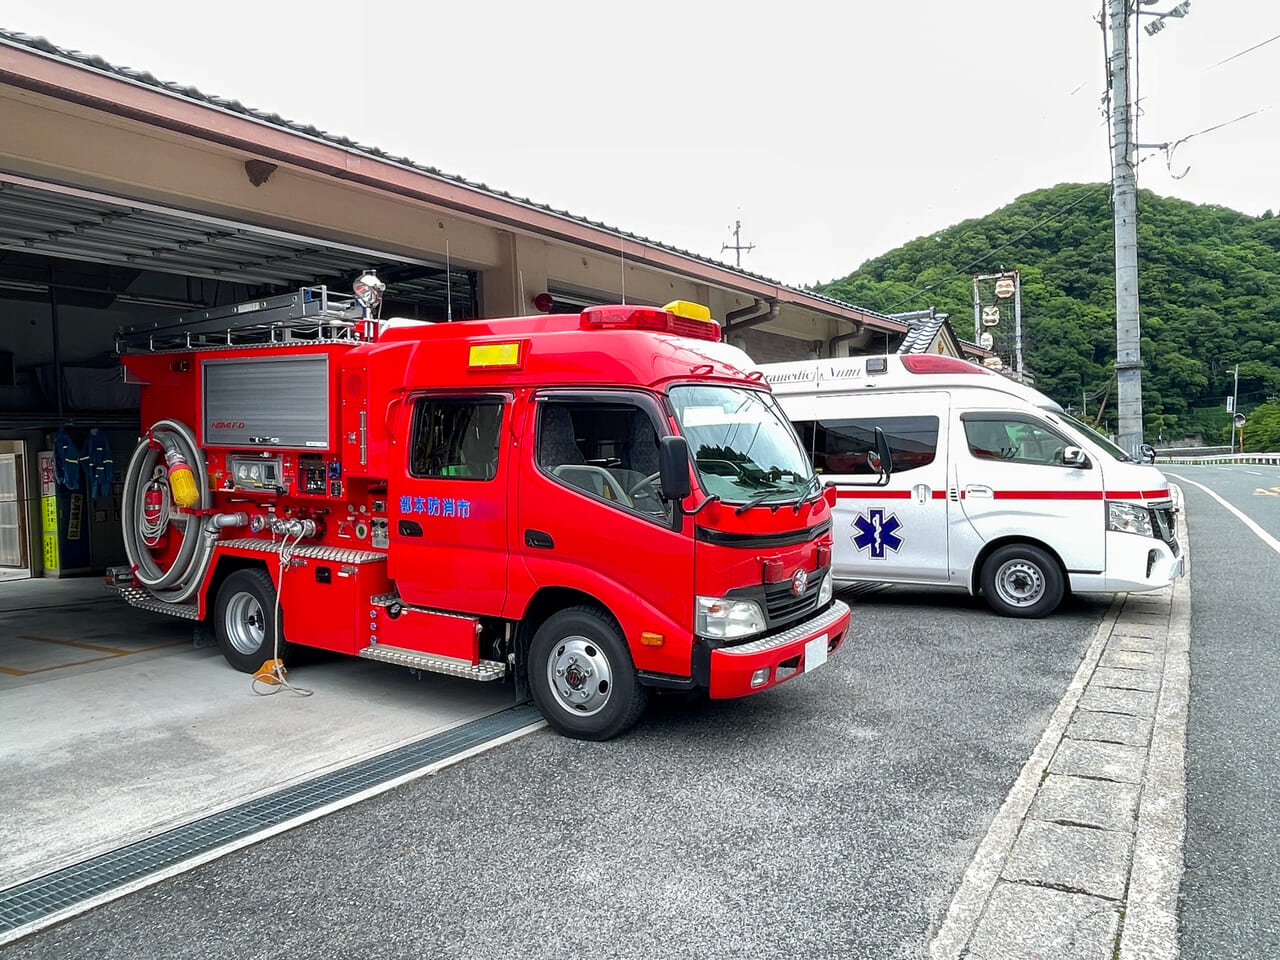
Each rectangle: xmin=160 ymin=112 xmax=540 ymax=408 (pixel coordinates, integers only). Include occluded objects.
xmin=851 ymin=508 xmax=904 ymax=559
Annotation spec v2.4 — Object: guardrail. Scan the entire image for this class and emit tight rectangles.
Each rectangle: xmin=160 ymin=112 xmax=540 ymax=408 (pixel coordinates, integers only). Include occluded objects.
xmin=1158 ymin=451 xmax=1280 ymax=466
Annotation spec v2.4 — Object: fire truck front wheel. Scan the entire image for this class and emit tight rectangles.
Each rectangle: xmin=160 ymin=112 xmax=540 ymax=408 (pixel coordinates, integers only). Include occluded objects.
xmin=215 ymin=568 xmax=292 ymax=673
xmin=529 ymin=606 xmax=649 ymax=741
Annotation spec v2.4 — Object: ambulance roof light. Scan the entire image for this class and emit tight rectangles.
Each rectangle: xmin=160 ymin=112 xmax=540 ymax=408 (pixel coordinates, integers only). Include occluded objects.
xmin=900 ymin=355 xmax=987 ymax=375
xmin=579 ymin=304 xmax=721 ymax=342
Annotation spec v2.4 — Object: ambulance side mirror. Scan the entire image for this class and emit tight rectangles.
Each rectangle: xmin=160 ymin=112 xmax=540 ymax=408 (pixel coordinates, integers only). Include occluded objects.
xmin=1139 ymin=443 xmax=1157 ymax=464
xmin=1062 ymin=445 xmax=1089 ymax=467
xmin=659 ymin=435 xmax=692 ymax=501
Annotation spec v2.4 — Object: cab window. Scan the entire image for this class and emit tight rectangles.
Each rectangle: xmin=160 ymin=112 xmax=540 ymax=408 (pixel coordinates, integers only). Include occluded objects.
xmin=536 ymin=398 xmax=672 ymax=522
xmin=409 ymin=396 xmax=503 ymax=480
xmin=793 ymin=416 xmax=939 ymax=475
xmin=962 ymin=415 xmax=1074 ymax=466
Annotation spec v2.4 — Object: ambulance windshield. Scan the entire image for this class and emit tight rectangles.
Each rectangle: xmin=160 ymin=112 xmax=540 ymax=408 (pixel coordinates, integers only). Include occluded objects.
xmin=1056 ymin=411 xmax=1134 ymax=462
xmin=669 ymin=384 xmax=816 ymax=507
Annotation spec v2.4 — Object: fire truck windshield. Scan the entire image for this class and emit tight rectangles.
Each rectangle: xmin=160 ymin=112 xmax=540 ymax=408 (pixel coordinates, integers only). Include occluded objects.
xmin=669 ymin=384 xmax=816 ymax=507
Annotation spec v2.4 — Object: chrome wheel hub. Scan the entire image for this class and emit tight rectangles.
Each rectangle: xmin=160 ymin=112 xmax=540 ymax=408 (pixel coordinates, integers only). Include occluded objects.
xmin=547 ymin=636 xmax=613 ymax=717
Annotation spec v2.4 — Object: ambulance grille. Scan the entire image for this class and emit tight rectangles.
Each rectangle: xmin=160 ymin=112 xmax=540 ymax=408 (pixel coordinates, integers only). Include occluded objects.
xmin=1149 ymin=502 xmax=1179 ymax=555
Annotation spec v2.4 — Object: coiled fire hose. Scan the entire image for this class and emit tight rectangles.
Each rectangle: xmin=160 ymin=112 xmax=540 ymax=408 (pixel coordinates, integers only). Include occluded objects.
xmin=122 ymin=419 xmax=232 ymax=605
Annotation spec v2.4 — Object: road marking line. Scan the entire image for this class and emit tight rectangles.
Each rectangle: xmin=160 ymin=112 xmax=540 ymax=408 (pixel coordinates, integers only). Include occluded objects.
xmin=18 ymin=635 xmax=132 ymax=655
xmin=1168 ymin=473 xmax=1280 ymax=557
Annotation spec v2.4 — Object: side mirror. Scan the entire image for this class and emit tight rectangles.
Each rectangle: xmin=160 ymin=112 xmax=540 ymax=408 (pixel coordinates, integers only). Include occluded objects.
xmin=871 ymin=426 xmax=894 ymax=482
xmin=1062 ymin=445 xmax=1089 ymax=467
xmin=1139 ymin=443 xmax=1157 ymax=464
xmin=658 ymin=435 xmax=692 ymax=501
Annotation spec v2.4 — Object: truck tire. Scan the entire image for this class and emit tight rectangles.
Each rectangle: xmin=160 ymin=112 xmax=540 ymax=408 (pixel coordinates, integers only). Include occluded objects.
xmin=215 ymin=568 xmax=291 ymax=673
xmin=980 ymin=544 xmax=1064 ymax=619
xmin=528 ymin=606 xmax=649 ymax=740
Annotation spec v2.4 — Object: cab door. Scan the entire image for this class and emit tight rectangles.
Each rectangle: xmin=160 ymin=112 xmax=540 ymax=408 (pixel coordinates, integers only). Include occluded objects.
xmin=387 ymin=392 xmax=511 ymax=615
xmin=795 ymin=391 xmax=952 ymax=584
xmin=516 ymin=392 xmax=694 ymax=671
xmin=953 ymin=410 xmax=1105 ymax=574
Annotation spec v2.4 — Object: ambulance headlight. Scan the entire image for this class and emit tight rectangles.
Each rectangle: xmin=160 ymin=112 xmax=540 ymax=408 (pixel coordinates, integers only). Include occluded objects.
xmin=1108 ymin=501 xmax=1154 ymax=538
xmin=695 ymin=596 xmax=766 ymax=640
xmin=817 ymin=572 xmax=833 ymax=606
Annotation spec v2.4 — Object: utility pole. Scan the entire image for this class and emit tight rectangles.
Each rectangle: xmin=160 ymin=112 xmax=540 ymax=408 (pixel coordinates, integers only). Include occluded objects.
xmin=1109 ymin=0 xmax=1144 ymax=457
xmin=1232 ymin=362 xmax=1240 ymax=452
xmin=721 ymin=220 xmax=754 ymax=269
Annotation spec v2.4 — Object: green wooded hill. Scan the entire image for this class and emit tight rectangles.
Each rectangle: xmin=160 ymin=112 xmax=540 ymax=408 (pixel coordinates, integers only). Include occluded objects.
xmin=814 ymin=183 xmax=1280 ymax=450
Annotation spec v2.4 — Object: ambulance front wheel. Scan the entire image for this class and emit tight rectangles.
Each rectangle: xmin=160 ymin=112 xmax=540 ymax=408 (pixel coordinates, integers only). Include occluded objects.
xmin=980 ymin=544 xmax=1064 ymax=619
xmin=529 ymin=606 xmax=650 ymax=741
xmin=215 ymin=568 xmax=292 ymax=673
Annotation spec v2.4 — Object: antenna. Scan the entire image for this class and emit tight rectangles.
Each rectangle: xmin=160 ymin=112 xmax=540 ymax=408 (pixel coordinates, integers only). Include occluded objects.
xmin=721 ymin=219 xmax=755 ymax=269
xmin=445 ymin=240 xmax=453 ymax=322
xmin=619 ymin=235 xmax=626 ymax=305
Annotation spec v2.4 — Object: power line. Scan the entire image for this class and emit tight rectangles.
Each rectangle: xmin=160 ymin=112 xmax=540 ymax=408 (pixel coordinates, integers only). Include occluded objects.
xmin=1207 ymin=32 xmax=1280 ymax=70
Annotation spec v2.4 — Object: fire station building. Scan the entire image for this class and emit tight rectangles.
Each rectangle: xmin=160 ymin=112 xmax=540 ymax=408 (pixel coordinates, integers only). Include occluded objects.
xmin=0 ymin=29 xmax=970 ymax=580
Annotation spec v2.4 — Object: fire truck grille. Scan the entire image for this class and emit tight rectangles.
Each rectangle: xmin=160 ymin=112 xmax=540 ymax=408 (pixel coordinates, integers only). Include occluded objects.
xmin=762 ymin=577 xmax=821 ymax=627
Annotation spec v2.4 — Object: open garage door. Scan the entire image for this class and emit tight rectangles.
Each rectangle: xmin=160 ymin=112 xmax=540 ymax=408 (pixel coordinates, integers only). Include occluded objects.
xmin=0 ymin=172 xmax=480 ymax=577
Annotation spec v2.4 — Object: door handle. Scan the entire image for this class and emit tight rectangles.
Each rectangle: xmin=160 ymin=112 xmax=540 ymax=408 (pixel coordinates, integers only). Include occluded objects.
xmin=524 ymin=529 xmax=554 ymax=549
xmin=398 ymin=519 xmax=423 ymax=537
xmin=964 ymin=485 xmax=993 ymax=499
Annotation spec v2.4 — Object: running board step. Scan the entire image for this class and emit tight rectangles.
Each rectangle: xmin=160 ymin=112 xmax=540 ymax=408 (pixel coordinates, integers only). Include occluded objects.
xmin=117 ymin=586 xmax=202 ymax=621
xmin=358 ymin=644 xmax=506 ymax=681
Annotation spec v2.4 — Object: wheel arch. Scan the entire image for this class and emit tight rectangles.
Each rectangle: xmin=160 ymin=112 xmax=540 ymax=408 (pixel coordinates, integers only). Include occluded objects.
xmin=512 ymin=586 xmax=620 ymax=688
xmin=970 ymin=535 xmax=1068 ymax=596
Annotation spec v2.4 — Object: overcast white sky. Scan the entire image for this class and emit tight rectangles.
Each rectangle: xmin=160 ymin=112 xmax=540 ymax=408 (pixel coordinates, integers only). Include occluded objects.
xmin=3 ymin=0 xmax=1278 ymax=287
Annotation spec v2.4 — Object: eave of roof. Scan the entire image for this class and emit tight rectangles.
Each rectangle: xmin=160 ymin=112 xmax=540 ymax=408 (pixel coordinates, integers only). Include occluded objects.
xmin=0 ymin=28 xmax=904 ymax=333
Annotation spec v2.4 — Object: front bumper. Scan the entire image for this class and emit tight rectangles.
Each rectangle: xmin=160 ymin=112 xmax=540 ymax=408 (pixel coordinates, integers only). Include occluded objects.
xmin=707 ymin=600 xmax=850 ymax=699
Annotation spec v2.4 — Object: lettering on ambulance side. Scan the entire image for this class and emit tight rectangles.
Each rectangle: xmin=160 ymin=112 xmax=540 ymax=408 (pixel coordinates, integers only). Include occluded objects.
xmin=851 ymin=508 xmax=904 ymax=559
xmin=398 ymin=495 xmax=472 ymax=518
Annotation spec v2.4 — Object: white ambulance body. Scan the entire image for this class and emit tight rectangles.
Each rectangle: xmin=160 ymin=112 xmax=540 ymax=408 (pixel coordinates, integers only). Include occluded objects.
xmin=759 ymin=355 xmax=1184 ymax=618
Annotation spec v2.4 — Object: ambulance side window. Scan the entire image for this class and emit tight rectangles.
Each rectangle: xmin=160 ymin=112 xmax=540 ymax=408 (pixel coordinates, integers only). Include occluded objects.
xmin=795 ymin=416 xmax=939 ymax=475
xmin=962 ymin=415 xmax=1072 ymax=466
xmin=409 ymin=396 xmax=504 ymax=480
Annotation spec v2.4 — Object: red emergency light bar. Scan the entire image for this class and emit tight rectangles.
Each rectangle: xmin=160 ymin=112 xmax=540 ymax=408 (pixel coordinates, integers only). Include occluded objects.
xmin=900 ymin=355 xmax=988 ymax=375
xmin=579 ymin=305 xmax=722 ymax=342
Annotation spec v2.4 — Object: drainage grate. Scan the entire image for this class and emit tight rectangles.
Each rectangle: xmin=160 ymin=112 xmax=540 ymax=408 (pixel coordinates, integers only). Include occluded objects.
xmin=0 ymin=702 xmax=542 ymax=940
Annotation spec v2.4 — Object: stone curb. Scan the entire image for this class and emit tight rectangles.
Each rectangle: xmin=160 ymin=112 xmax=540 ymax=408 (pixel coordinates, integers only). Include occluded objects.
xmin=930 ymin=485 xmax=1190 ymax=960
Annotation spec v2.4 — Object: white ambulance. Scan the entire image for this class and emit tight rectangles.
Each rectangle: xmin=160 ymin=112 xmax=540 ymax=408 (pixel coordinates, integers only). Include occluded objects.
xmin=759 ymin=355 xmax=1183 ymax=618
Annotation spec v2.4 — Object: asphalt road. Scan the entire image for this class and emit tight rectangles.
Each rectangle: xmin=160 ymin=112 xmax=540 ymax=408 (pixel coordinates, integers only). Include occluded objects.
xmin=1 ymin=587 xmax=1111 ymax=960
xmin=1167 ymin=463 xmax=1280 ymax=960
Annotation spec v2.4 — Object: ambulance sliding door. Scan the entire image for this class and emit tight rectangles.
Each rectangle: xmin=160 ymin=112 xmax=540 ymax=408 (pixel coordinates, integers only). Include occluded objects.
xmin=794 ymin=392 xmax=952 ymax=584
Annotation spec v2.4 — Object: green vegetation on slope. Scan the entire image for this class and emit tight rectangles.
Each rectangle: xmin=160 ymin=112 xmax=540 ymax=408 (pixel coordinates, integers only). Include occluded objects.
xmin=815 ymin=184 xmax=1280 ymax=449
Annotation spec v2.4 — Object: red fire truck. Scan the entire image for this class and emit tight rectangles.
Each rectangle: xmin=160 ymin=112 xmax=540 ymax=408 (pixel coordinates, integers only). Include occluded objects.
xmin=111 ymin=280 xmax=850 ymax=739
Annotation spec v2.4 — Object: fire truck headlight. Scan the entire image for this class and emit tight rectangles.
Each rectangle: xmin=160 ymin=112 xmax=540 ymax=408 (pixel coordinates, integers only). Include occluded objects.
xmin=1107 ymin=501 xmax=1154 ymax=538
xmin=695 ymin=596 xmax=766 ymax=640
xmin=817 ymin=572 xmax=833 ymax=606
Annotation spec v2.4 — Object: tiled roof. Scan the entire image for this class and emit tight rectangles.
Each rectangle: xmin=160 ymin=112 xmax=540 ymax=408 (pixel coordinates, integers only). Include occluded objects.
xmin=893 ymin=309 xmax=950 ymax=354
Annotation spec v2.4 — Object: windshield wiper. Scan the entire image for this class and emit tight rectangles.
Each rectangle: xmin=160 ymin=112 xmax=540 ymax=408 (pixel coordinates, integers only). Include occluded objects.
xmin=733 ymin=484 xmax=792 ymax=515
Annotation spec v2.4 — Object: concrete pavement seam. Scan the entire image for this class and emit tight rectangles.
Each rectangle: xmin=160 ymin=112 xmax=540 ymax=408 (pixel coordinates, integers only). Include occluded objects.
xmin=928 ymin=596 xmax=1124 ymax=959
